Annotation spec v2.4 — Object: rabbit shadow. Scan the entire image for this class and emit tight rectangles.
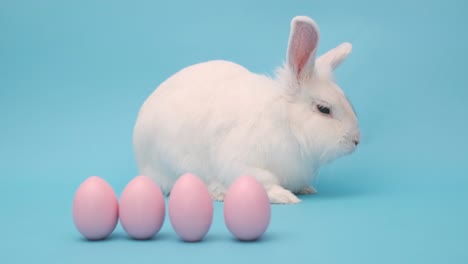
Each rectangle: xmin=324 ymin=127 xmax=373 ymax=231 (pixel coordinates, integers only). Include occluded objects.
xmin=302 ymin=170 xmax=383 ymax=201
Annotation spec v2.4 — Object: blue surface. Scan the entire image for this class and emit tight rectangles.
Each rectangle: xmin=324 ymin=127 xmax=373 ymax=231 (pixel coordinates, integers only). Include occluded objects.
xmin=1 ymin=0 xmax=468 ymax=263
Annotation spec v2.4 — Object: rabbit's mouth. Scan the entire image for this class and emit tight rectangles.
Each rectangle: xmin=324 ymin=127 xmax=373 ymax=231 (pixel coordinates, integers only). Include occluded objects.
xmin=340 ymin=136 xmax=359 ymax=155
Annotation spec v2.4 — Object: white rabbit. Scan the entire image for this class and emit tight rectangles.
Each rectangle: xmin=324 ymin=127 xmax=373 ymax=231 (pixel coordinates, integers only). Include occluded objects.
xmin=133 ymin=16 xmax=360 ymax=204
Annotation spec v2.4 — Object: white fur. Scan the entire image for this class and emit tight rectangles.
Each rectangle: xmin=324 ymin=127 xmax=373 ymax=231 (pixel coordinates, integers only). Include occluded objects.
xmin=133 ymin=16 xmax=360 ymax=204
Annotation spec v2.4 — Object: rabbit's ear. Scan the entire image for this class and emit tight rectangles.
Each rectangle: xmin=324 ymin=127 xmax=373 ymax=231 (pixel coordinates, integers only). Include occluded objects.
xmin=287 ymin=16 xmax=320 ymax=79
xmin=316 ymin=42 xmax=352 ymax=71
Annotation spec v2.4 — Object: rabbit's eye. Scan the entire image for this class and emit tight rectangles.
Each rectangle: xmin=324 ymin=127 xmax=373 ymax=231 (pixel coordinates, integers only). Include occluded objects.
xmin=317 ymin=105 xmax=331 ymax=115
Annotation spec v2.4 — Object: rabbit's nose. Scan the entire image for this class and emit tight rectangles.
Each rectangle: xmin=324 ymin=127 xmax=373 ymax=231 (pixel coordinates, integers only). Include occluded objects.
xmin=353 ymin=131 xmax=360 ymax=146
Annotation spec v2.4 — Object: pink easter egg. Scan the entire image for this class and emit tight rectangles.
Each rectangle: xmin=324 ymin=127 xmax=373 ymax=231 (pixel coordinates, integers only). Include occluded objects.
xmin=224 ymin=175 xmax=271 ymax=241
xmin=72 ymin=176 xmax=119 ymax=240
xmin=168 ymin=173 xmax=213 ymax=242
xmin=119 ymin=175 xmax=165 ymax=240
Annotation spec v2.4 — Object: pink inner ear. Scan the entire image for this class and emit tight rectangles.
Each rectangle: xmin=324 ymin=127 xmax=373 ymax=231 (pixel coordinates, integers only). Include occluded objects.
xmin=289 ymin=21 xmax=318 ymax=76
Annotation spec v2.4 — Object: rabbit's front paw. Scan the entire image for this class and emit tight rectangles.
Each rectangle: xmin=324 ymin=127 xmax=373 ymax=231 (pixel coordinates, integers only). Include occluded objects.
xmin=209 ymin=182 xmax=226 ymax=202
xmin=210 ymin=192 xmax=225 ymax=201
xmin=295 ymin=185 xmax=317 ymax=195
xmin=267 ymin=185 xmax=301 ymax=204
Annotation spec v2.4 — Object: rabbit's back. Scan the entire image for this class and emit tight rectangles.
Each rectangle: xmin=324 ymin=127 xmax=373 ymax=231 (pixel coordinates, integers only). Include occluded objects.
xmin=133 ymin=60 xmax=279 ymax=192
xmin=142 ymin=60 xmax=273 ymax=115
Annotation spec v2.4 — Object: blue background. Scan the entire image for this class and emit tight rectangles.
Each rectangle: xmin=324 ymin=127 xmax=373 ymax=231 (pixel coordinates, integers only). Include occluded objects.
xmin=1 ymin=0 xmax=467 ymax=263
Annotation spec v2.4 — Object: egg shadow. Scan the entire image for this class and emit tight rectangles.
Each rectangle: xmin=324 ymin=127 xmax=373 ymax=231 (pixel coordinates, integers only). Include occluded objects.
xmin=74 ymin=232 xmax=128 ymax=243
xmin=173 ymin=233 xmax=227 ymax=244
xmin=122 ymin=231 xmax=172 ymax=242
xmin=229 ymin=232 xmax=278 ymax=244
xmin=74 ymin=231 xmax=172 ymax=243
